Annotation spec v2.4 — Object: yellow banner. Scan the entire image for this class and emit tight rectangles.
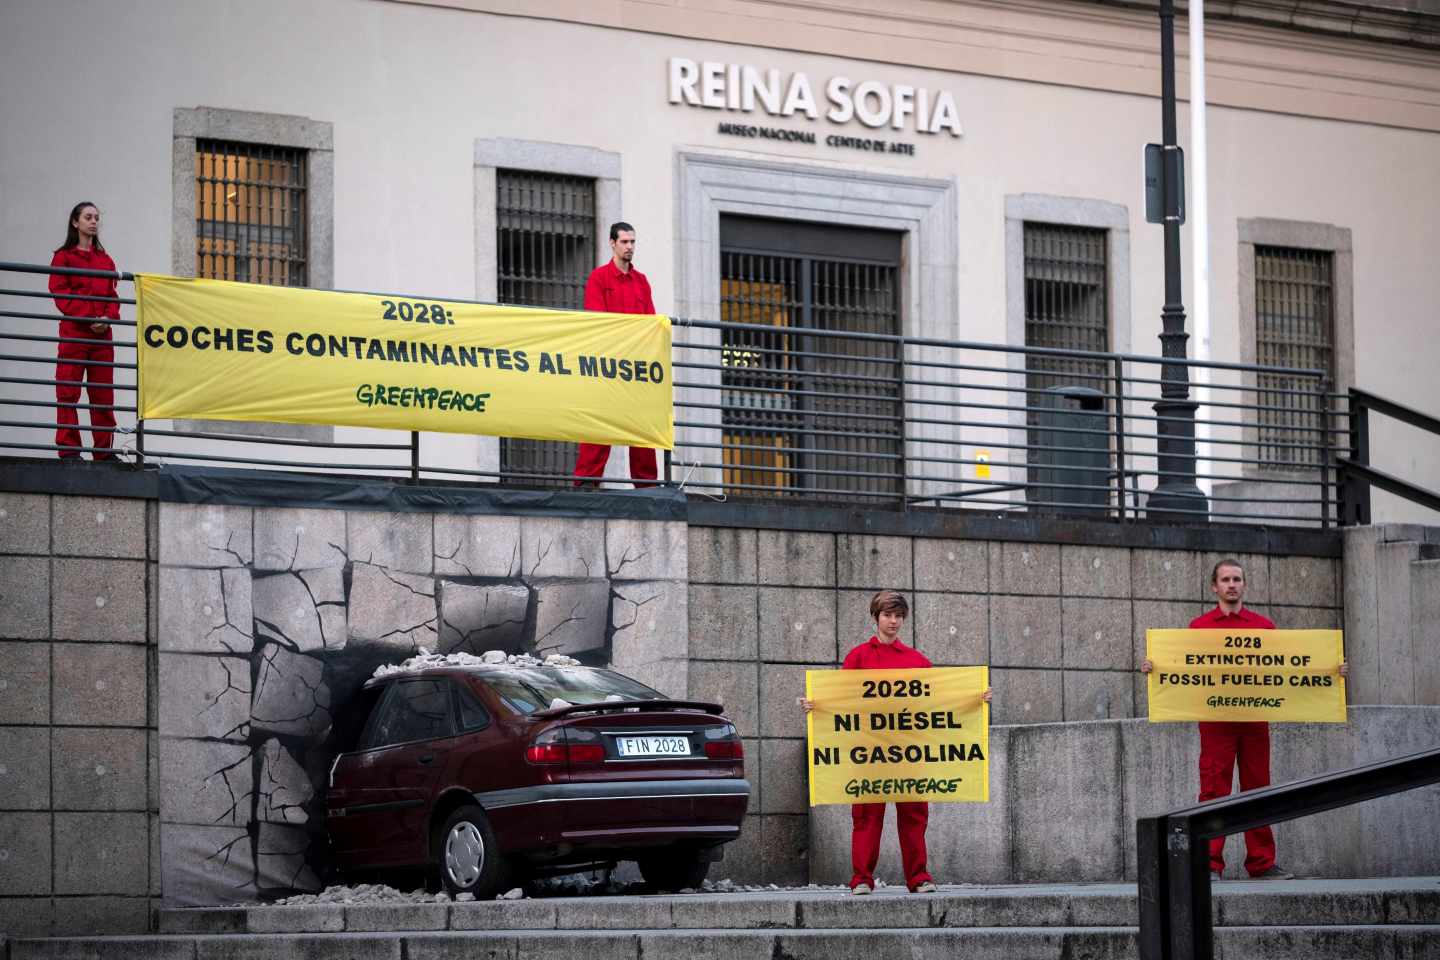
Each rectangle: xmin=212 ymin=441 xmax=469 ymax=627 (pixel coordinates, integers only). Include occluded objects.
xmin=1146 ymin=629 xmax=1346 ymax=723
xmin=805 ymin=667 xmax=989 ymax=806
xmin=135 ymin=275 xmax=673 ymax=447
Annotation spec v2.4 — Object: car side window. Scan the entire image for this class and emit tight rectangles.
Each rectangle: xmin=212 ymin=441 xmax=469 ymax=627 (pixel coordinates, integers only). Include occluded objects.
xmin=454 ymin=684 xmax=491 ymax=732
xmin=363 ymin=679 xmax=454 ymax=749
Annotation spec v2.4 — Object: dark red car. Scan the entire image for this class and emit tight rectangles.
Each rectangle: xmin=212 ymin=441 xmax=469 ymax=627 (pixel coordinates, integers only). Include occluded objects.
xmin=324 ymin=660 xmax=749 ymax=897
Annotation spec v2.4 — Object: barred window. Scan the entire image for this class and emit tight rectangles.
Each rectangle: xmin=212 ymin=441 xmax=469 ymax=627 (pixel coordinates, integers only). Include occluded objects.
xmin=496 ymin=170 xmax=597 ymax=483
xmin=1255 ymin=246 xmax=1334 ymax=469
xmin=195 ymin=140 xmax=308 ymax=286
xmin=1023 ymin=222 xmax=1109 ymax=388
xmin=719 ymin=217 xmax=902 ymax=501
xmin=1022 ymin=223 xmax=1111 ymax=508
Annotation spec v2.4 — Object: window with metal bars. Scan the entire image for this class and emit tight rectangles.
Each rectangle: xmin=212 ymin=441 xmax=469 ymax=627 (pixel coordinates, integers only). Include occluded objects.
xmin=1254 ymin=246 xmax=1334 ymax=470
xmin=1022 ymin=222 xmax=1111 ymax=507
xmin=1023 ymin=222 xmax=1109 ymax=387
xmin=195 ymin=140 xmax=308 ymax=286
xmin=495 ymin=170 xmax=597 ymax=484
xmin=719 ymin=216 xmax=903 ymax=501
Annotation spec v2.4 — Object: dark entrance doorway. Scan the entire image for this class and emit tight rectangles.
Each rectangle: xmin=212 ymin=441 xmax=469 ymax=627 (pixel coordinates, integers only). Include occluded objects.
xmin=718 ymin=216 xmax=904 ymax=500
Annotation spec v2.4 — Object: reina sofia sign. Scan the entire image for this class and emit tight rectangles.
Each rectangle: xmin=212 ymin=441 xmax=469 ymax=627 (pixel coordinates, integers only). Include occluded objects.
xmin=668 ymin=57 xmax=962 ymax=137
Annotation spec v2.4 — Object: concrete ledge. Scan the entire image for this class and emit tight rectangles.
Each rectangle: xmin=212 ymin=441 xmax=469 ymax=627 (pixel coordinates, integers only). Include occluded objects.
xmin=147 ymin=879 xmax=1440 ymax=936
xmin=14 ymin=924 xmax=1440 ymax=960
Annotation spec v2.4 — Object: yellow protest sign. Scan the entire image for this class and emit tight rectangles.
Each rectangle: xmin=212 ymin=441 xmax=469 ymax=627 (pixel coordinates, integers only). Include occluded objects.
xmin=805 ymin=667 xmax=989 ymax=806
xmin=135 ymin=275 xmax=673 ymax=448
xmin=1145 ymin=629 xmax=1346 ymax=723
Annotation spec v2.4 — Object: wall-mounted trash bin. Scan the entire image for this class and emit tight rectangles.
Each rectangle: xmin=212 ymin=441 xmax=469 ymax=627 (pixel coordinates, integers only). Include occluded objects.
xmin=1028 ymin=385 xmax=1109 ymax=516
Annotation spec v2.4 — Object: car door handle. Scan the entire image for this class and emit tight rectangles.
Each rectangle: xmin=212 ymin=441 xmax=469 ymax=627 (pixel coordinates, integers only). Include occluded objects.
xmin=417 ymin=754 xmax=435 ymax=766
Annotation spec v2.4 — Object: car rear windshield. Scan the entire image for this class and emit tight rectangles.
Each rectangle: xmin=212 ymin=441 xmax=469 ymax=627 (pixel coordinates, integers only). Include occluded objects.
xmin=478 ymin=666 xmax=662 ymax=715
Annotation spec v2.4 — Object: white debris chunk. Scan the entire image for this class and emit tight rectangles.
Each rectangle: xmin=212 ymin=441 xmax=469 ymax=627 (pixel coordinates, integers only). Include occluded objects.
xmin=456 ymin=892 xmax=476 ymax=902
xmin=499 ymin=887 xmax=525 ymax=900
xmin=372 ymin=649 xmax=582 ymax=680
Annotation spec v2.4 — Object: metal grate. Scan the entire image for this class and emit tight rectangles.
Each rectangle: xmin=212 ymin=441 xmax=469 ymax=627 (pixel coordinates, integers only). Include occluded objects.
xmin=1022 ymin=223 xmax=1112 ymax=508
xmin=1023 ymin=222 xmax=1109 ymax=388
xmin=495 ymin=170 xmax=597 ymax=484
xmin=195 ymin=140 xmax=308 ymax=286
xmin=1255 ymin=246 xmax=1334 ymax=469
xmin=719 ymin=217 xmax=902 ymax=500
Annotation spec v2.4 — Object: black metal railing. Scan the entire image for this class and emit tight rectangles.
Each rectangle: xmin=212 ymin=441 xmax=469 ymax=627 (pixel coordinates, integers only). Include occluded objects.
xmin=1336 ymin=387 xmax=1440 ymax=524
xmin=672 ymin=316 xmax=1347 ymax=525
xmin=1 ymin=261 xmax=1350 ymax=524
xmin=1136 ymin=746 xmax=1440 ymax=960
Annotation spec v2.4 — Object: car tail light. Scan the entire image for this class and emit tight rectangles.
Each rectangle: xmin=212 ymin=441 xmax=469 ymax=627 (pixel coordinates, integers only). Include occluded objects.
xmin=526 ymin=742 xmax=568 ymax=764
xmin=526 ymin=727 xmax=606 ymax=765
xmin=704 ymin=740 xmax=744 ymax=760
xmin=703 ymin=722 xmax=743 ymax=760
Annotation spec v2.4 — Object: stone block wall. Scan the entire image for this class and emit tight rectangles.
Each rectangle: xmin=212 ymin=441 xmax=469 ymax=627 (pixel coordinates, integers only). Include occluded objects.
xmin=0 ymin=493 xmax=159 ymax=937
xmin=0 ymin=483 xmax=1362 ymax=927
xmin=687 ymin=527 xmax=1344 ymax=883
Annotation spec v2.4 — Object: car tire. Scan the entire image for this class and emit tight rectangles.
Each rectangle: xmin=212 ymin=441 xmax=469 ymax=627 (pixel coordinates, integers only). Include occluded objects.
xmin=637 ymin=848 xmax=711 ymax=892
xmin=434 ymin=806 xmax=509 ymax=899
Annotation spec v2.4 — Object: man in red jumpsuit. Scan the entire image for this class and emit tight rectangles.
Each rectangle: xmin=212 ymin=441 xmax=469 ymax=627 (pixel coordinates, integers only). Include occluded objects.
xmin=803 ymin=590 xmax=991 ymax=895
xmin=570 ymin=221 xmax=658 ymax=488
xmin=1143 ymin=558 xmax=1346 ymax=880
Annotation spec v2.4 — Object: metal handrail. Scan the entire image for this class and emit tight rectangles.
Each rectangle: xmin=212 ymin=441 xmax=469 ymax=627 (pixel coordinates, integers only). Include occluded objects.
xmin=1136 ymin=747 xmax=1440 ymax=960
xmin=1 ymin=260 xmax=1350 ymax=522
xmin=1337 ymin=387 xmax=1440 ymax=525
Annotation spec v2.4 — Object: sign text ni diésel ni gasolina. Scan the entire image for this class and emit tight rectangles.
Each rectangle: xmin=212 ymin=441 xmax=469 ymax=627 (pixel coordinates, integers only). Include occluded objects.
xmin=667 ymin=57 xmax=962 ymax=152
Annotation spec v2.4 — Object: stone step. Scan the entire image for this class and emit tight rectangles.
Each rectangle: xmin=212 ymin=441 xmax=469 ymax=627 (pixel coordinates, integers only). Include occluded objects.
xmin=10 ymin=924 xmax=1440 ymax=960
xmin=149 ymin=879 xmax=1439 ymax=935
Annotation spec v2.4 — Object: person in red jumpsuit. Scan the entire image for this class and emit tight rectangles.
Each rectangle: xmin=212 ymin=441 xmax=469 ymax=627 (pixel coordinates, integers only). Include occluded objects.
xmin=1143 ymin=558 xmax=1347 ymax=880
xmin=803 ymin=590 xmax=992 ymax=895
xmin=48 ymin=201 xmax=120 ymax=461
xmin=571 ymin=221 xmax=658 ymax=488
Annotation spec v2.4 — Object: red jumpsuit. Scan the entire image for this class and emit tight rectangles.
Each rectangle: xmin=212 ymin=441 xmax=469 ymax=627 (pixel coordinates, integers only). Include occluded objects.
xmin=48 ymin=246 xmax=120 ymax=458
xmin=842 ymin=636 xmax=935 ymax=891
xmin=1190 ymin=606 xmax=1278 ymax=876
xmin=572 ymin=260 xmax=658 ymax=486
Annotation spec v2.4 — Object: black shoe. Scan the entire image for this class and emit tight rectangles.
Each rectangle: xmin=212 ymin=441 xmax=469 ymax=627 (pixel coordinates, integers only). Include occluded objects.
xmin=1253 ymin=866 xmax=1294 ymax=880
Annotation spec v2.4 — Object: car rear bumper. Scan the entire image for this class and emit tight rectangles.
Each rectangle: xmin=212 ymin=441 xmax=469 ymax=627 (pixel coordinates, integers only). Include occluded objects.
xmin=474 ymin=777 xmax=751 ymax=810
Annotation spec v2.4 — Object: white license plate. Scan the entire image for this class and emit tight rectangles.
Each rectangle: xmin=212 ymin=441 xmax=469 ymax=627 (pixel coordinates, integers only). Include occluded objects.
xmin=616 ymin=736 xmax=690 ymax=758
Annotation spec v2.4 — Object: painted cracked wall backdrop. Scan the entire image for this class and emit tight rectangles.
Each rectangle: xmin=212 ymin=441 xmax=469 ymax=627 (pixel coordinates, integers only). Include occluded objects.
xmin=156 ymin=503 xmax=687 ymax=906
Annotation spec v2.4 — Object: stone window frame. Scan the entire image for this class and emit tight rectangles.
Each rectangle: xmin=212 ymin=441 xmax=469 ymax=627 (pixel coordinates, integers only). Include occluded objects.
xmin=1237 ymin=218 xmax=1354 ymax=481
xmin=673 ymin=151 xmax=958 ymax=500
xmin=471 ymin=139 xmax=623 ymax=480
xmin=171 ymin=107 xmax=335 ymax=443
xmin=1003 ymin=194 xmax=1132 ymax=504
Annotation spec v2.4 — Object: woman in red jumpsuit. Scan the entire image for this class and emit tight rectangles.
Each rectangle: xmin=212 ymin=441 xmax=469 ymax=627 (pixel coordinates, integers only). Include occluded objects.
xmin=803 ymin=590 xmax=993 ymax=895
xmin=48 ymin=201 xmax=119 ymax=460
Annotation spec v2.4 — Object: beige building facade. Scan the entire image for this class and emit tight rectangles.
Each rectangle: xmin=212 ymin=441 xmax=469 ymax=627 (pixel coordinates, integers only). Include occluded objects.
xmin=1 ymin=0 xmax=1438 ymax=519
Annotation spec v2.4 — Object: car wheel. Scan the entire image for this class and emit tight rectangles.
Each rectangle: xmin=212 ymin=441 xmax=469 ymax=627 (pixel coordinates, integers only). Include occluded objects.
xmin=434 ymin=806 xmax=508 ymax=899
xmin=637 ymin=848 xmax=711 ymax=892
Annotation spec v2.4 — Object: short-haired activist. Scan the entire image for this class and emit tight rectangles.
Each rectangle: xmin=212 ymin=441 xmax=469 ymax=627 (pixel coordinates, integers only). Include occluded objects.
xmin=1142 ymin=558 xmax=1347 ymax=880
xmin=571 ymin=221 xmax=658 ymax=488
xmin=801 ymin=589 xmax=992 ymax=895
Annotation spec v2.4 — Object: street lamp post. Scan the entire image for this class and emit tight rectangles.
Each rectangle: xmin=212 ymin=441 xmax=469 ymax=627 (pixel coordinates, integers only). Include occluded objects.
xmin=1148 ymin=0 xmax=1209 ymax=518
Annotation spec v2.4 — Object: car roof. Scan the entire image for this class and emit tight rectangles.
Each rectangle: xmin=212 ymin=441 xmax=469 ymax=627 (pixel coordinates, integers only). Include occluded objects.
xmin=362 ymin=651 xmax=598 ymax=689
